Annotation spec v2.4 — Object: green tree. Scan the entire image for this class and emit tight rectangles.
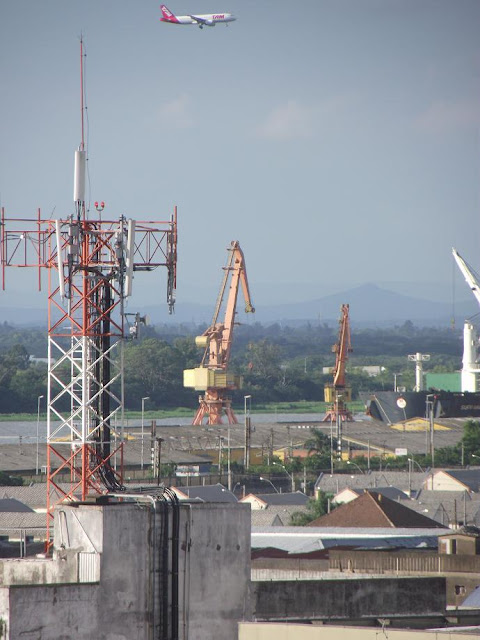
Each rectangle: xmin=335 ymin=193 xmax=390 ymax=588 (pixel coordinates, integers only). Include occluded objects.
xmin=0 ymin=471 xmax=23 ymax=486
xmin=124 ymin=338 xmax=185 ymax=408
xmin=303 ymin=429 xmax=333 ymax=470
xmin=290 ymin=491 xmax=332 ymax=525
xmin=462 ymin=420 xmax=480 ymax=460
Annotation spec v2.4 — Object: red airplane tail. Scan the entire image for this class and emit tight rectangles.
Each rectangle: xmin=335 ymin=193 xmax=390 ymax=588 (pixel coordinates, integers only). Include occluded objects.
xmin=160 ymin=4 xmax=180 ymax=23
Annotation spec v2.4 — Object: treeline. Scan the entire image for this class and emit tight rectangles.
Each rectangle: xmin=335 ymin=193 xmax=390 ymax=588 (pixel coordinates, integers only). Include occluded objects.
xmin=0 ymin=321 xmax=464 ymax=413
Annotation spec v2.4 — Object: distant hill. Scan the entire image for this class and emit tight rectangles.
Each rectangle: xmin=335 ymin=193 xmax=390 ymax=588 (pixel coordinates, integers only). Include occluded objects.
xmin=250 ymin=283 xmax=478 ymax=327
xmin=146 ymin=283 xmax=477 ymax=328
xmin=2 ymin=283 xmax=478 ymax=328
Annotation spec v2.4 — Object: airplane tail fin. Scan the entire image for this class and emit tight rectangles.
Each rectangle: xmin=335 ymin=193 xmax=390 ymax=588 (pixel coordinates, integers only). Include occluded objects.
xmin=160 ymin=4 xmax=180 ymax=23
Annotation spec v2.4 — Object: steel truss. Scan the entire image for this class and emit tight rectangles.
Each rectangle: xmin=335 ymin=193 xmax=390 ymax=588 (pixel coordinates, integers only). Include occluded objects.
xmin=1 ymin=207 xmax=177 ymax=545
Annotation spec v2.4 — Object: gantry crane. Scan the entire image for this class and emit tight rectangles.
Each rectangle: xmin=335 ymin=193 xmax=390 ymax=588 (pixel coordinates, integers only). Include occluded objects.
xmin=184 ymin=241 xmax=254 ymax=425
xmin=323 ymin=303 xmax=353 ymax=423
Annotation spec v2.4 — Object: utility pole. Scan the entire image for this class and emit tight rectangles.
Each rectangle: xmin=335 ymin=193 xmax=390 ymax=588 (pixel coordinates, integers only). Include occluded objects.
xmin=426 ymin=394 xmax=436 ymax=469
xmin=244 ymin=395 xmax=251 ymax=469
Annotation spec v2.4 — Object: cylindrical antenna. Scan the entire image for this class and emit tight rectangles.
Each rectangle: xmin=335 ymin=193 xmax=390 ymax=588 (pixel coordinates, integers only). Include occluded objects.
xmin=80 ymin=36 xmax=85 ymax=152
xmin=73 ymin=149 xmax=86 ymax=203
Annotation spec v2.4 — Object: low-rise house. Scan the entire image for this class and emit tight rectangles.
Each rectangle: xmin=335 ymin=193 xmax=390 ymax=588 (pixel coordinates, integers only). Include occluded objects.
xmin=308 ymin=491 xmax=445 ymax=528
xmin=423 ymin=468 xmax=480 ymax=492
xmin=408 ymin=489 xmax=480 ymax=528
xmin=0 ymin=496 xmax=46 ymax=557
xmin=314 ymin=470 xmax=427 ymax=499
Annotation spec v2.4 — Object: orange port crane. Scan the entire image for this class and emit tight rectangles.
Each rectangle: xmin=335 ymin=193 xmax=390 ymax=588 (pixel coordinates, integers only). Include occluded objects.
xmin=323 ymin=303 xmax=353 ymax=422
xmin=184 ymin=241 xmax=254 ymax=425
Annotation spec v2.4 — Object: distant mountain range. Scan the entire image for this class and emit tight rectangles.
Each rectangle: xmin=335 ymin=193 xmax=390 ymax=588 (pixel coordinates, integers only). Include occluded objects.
xmin=2 ymin=283 xmax=478 ymax=328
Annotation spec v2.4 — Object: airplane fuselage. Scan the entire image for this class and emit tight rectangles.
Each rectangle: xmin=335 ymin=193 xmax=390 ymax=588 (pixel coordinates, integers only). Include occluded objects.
xmin=161 ymin=9 xmax=235 ymax=27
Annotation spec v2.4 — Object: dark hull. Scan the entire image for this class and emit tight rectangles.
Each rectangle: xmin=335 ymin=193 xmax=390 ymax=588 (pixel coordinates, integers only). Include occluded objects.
xmin=360 ymin=390 xmax=480 ymax=423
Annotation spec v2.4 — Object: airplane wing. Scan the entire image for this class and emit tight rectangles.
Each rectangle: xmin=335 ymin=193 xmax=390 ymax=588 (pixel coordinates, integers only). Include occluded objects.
xmin=189 ymin=15 xmax=214 ymax=26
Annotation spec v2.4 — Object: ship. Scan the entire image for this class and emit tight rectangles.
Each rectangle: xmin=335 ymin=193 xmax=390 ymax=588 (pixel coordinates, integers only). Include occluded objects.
xmin=361 ymin=390 xmax=480 ymax=424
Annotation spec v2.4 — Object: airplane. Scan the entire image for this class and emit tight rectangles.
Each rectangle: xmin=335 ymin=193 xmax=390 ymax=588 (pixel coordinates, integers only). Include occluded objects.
xmin=160 ymin=4 xmax=236 ymax=28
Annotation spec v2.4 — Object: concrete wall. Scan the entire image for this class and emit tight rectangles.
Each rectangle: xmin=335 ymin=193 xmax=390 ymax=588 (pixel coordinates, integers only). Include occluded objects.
xmin=239 ymin=623 xmax=478 ymax=640
xmin=7 ymin=584 xmax=102 ymax=640
xmin=252 ymin=577 xmax=446 ymax=622
xmin=185 ymin=502 xmax=251 ymax=640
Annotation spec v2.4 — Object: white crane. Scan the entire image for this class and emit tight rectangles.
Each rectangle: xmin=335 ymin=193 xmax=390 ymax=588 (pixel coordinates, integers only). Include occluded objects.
xmin=452 ymin=247 xmax=480 ymax=392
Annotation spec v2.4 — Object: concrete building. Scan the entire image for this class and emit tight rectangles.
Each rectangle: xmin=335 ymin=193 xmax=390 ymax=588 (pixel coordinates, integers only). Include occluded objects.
xmin=0 ymin=493 xmax=251 ymax=639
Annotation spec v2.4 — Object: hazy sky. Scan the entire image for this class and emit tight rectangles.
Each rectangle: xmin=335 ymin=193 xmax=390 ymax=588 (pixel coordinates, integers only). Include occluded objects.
xmin=1 ymin=1 xmax=480 ymax=309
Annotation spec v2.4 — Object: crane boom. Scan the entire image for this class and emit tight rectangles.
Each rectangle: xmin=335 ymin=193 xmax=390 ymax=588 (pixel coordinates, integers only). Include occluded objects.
xmin=332 ymin=303 xmax=352 ymax=388
xmin=323 ymin=303 xmax=353 ymax=423
xmin=200 ymin=241 xmax=254 ymax=370
xmin=184 ymin=240 xmax=254 ymax=425
xmin=452 ymin=247 xmax=480 ymax=308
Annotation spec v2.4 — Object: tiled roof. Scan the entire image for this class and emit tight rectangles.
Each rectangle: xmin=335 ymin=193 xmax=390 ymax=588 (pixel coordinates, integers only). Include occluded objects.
xmin=0 ymin=498 xmax=34 ymax=513
xmin=409 ymin=490 xmax=480 ymax=527
xmin=315 ymin=471 xmax=427 ymax=495
xmin=240 ymin=491 xmax=309 ymax=507
xmin=308 ymin=491 xmax=445 ymax=528
xmin=0 ymin=511 xmax=46 ymax=530
xmin=251 ymin=504 xmax=308 ymax=527
xmin=0 ymin=483 xmax=72 ymax=510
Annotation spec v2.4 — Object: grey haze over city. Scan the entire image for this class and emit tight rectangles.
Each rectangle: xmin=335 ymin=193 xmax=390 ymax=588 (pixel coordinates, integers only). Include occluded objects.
xmin=1 ymin=1 xmax=480 ymax=326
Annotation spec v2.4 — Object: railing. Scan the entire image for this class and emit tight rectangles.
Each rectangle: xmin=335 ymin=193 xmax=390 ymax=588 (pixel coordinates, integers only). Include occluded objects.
xmin=329 ymin=550 xmax=480 ymax=574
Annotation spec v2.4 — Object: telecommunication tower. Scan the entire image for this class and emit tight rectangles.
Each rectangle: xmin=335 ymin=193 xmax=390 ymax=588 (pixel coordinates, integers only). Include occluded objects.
xmin=0 ymin=40 xmax=177 ymax=546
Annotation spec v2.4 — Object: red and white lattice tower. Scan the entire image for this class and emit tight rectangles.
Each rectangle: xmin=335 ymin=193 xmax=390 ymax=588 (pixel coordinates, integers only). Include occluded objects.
xmin=0 ymin=41 xmax=177 ymax=547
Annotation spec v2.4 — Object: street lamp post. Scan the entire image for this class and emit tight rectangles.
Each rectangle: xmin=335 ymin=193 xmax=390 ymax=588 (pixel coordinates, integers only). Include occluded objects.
xmin=36 ymin=395 xmax=44 ymax=475
xmin=426 ymin=394 xmax=436 ymax=470
xmin=408 ymin=457 xmax=424 ymax=473
xmin=272 ymin=461 xmax=295 ymax=492
xmin=141 ymin=396 xmax=150 ymax=471
xmin=259 ymin=476 xmax=279 ymax=493
xmin=346 ymin=460 xmax=364 ymax=475
xmin=227 ymin=422 xmax=232 ymax=491
xmin=244 ymin=395 xmax=251 ymax=469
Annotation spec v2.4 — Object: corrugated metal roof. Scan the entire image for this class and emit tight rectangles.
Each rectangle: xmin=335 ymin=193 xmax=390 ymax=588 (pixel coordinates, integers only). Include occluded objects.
xmin=251 ymin=527 xmax=447 ymax=554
